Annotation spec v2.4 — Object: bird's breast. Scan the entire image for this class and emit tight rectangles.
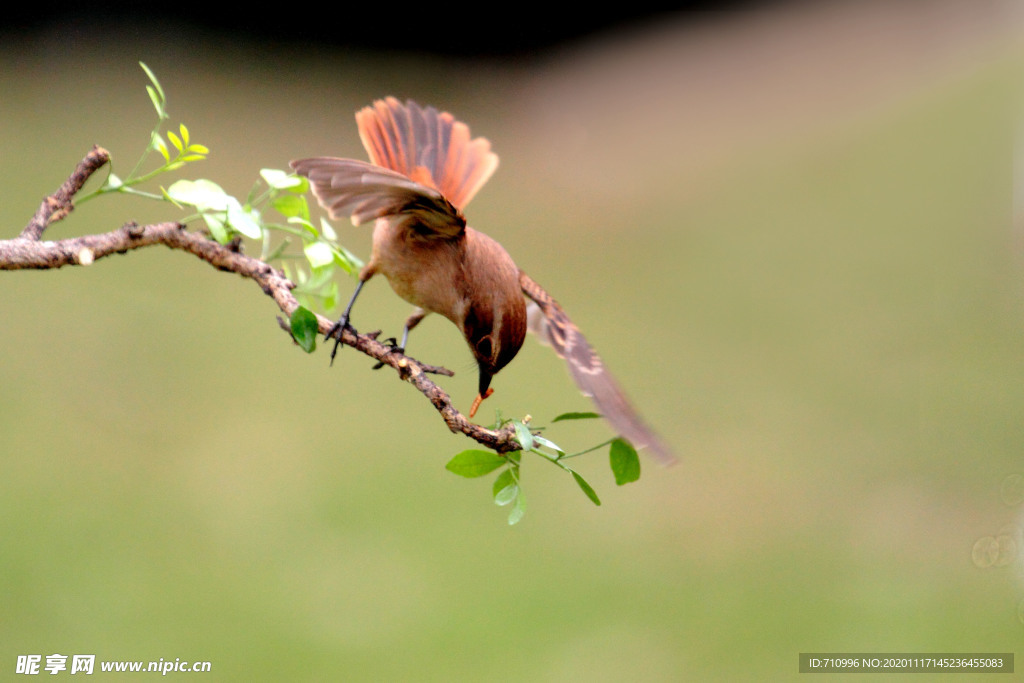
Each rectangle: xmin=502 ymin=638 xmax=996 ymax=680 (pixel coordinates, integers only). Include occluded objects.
xmin=370 ymin=220 xmax=527 ymax=372
xmin=371 ymin=219 xmax=465 ymax=321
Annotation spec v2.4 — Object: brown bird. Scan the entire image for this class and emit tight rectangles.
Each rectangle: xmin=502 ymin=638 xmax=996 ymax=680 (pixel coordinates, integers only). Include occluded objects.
xmin=291 ymin=97 xmax=675 ymax=465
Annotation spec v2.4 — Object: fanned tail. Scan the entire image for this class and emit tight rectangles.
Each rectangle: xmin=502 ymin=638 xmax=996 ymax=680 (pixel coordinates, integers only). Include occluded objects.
xmin=356 ymin=97 xmax=498 ymax=211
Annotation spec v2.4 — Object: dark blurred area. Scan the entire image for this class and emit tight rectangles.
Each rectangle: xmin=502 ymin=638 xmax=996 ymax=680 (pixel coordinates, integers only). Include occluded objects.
xmin=1 ymin=2 xmax=774 ymax=57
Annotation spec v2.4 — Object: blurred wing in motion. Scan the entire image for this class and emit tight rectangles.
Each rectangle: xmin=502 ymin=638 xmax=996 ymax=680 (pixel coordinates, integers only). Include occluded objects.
xmin=521 ymin=271 xmax=677 ymax=466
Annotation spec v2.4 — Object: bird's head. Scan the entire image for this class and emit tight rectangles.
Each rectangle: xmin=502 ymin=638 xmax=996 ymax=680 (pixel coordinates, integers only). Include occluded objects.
xmin=463 ymin=300 xmax=526 ymax=418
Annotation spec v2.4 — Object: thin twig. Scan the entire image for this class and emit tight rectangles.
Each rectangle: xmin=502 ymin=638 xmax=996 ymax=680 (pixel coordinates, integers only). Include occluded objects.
xmin=19 ymin=145 xmax=111 ymax=241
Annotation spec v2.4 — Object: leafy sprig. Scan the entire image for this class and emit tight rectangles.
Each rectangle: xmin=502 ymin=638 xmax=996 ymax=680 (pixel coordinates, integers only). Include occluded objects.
xmin=78 ymin=64 xmax=209 ymax=205
xmin=445 ymin=412 xmax=642 ymax=525
xmin=80 ymin=62 xmax=360 ymax=315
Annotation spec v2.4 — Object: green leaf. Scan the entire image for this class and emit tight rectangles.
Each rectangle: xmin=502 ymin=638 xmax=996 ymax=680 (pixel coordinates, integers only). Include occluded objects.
xmin=513 ymin=421 xmax=534 ymax=452
xmin=294 ymin=263 xmax=335 ymax=292
xmin=145 ymin=85 xmax=164 ymax=118
xmin=167 ymin=130 xmax=183 ymax=152
xmin=187 ymin=143 xmax=210 ymax=155
xmin=492 ymin=468 xmax=518 ymax=505
xmin=202 ymin=211 xmax=229 ymax=243
xmin=167 ymin=180 xmax=261 ymax=240
xmin=166 ymin=178 xmax=228 ymax=209
xmin=508 ymin=491 xmax=526 ymax=525
xmin=304 ymin=241 xmax=334 ymax=269
xmin=492 ymin=468 xmax=514 ymax=497
xmin=260 ymin=168 xmax=305 ymax=190
xmin=445 ymin=450 xmax=506 ymax=478
xmin=289 ymin=306 xmax=318 ymax=352
xmin=287 ymin=216 xmax=319 ymax=238
xmin=179 ymin=123 xmax=190 ymax=147
xmin=331 ymin=242 xmax=363 ymax=274
xmin=319 ymin=218 xmax=337 ymax=240
xmin=152 ymin=133 xmax=170 ymax=162
xmin=160 ymin=185 xmax=181 ymax=207
xmin=532 ymin=434 xmax=564 ymax=455
xmin=139 ymin=62 xmax=165 ymax=109
xmin=311 ymin=278 xmax=339 ymax=311
xmin=609 ymin=438 xmax=641 ymax=485
xmin=552 ymin=411 xmax=602 ymax=422
xmin=224 ymin=198 xmax=262 ymax=239
xmin=293 ymin=272 xmax=328 ymax=303
xmin=494 ymin=483 xmax=518 ymax=507
xmin=272 ymin=194 xmax=309 ymax=220
xmin=571 ymin=471 xmax=602 ymax=506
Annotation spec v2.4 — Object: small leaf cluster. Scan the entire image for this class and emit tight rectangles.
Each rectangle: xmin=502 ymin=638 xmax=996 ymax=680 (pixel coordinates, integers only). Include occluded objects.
xmin=445 ymin=412 xmax=642 ymax=525
xmin=77 ymin=64 xmax=209 ymax=207
xmin=165 ymin=169 xmax=361 ymax=314
xmin=82 ymin=63 xmax=361 ymax=317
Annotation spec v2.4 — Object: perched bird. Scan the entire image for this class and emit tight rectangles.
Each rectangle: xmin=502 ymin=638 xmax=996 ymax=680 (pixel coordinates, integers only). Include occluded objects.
xmin=291 ymin=97 xmax=675 ymax=465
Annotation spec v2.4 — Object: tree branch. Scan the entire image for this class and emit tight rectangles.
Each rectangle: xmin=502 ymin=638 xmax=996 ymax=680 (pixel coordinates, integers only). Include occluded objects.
xmin=19 ymin=145 xmax=112 ymax=241
xmin=2 ymin=148 xmax=523 ymax=454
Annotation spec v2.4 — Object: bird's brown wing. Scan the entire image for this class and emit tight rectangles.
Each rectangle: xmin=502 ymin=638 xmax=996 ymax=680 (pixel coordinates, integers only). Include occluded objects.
xmin=290 ymin=157 xmax=464 ymax=236
xmin=520 ymin=271 xmax=677 ymax=466
xmin=356 ymin=97 xmax=499 ymax=212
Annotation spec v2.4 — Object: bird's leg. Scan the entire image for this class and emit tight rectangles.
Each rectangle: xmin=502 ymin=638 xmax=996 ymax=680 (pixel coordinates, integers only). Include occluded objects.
xmin=326 ymin=279 xmax=367 ymax=365
xmin=371 ymin=337 xmax=400 ymax=370
xmin=399 ymin=308 xmax=428 ymax=351
xmin=372 ymin=308 xmax=428 ymax=370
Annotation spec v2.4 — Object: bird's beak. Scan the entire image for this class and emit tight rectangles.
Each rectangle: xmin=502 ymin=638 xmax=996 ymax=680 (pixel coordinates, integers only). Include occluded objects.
xmin=470 ymin=363 xmax=496 ymax=419
xmin=468 ymin=387 xmax=494 ymax=418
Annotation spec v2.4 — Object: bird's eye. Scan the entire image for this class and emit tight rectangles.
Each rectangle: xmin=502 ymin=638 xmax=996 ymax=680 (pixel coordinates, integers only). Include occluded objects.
xmin=476 ymin=336 xmax=492 ymax=360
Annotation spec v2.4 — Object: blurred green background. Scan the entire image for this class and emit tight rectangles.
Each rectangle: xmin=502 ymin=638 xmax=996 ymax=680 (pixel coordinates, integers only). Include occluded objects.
xmin=2 ymin=3 xmax=1023 ymax=680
